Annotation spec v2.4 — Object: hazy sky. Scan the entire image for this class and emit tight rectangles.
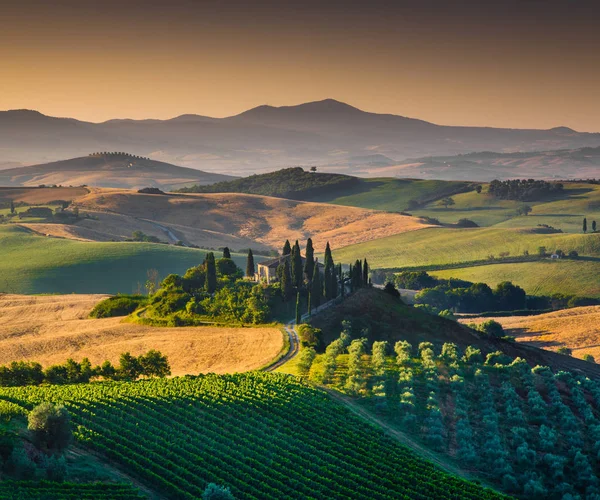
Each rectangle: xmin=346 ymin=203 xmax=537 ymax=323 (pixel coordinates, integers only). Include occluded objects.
xmin=2 ymin=0 xmax=599 ymax=131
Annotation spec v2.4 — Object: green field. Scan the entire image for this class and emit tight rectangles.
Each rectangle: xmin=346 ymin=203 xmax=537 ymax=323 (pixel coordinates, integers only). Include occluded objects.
xmin=310 ymin=178 xmax=472 ymax=212
xmin=0 ymin=373 xmax=503 ymax=500
xmin=333 ymin=226 xmax=600 ymax=269
xmin=431 ymin=259 xmax=600 ymax=298
xmin=0 ymin=225 xmax=259 ymax=295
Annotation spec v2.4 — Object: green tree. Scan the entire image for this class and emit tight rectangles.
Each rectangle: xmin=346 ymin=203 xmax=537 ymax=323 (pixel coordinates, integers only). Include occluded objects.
xmin=205 ymin=252 xmax=217 ymax=293
xmin=216 ymin=258 xmax=239 ymax=277
xmin=202 ymin=483 xmax=235 ymax=500
xmin=118 ymin=352 xmax=141 ymax=380
xmin=282 ymin=239 xmax=291 ymax=256
xmin=138 ymin=350 xmax=171 ymax=377
xmin=9 ymin=200 xmax=15 ymax=214
xmin=280 ymin=260 xmax=293 ymax=301
xmin=362 ymin=258 xmax=369 ymax=287
xmin=245 ymin=249 xmax=255 ymax=278
xmin=517 ymin=205 xmax=532 ymax=216
xmin=222 ymin=247 xmax=231 ymax=259
xmin=304 ymin=238 xmax=315 ymax=280
xmin=593 ymin=220 xmax=597 ymax=232
xmin=439 ymin=197 xmax=455 ymax=209
xmin=28 ymin=403 xmax=72 ymax=454
xmin=295 ymin=292 xmax=301 ymax=325
xmin=583 ymin=217 xmax=587 ymax=233
xmin=475 ymin=185 xmax=483 ymax=194
xmin=297 ymin=347 xmax=316 ymax=377
xmin=291 ymin=240 xmax=303 ymax=288
xmin=310 ymin=268 xmax=322 ymax=308
xmin=583 ymin=354 xmax=596 ymax=363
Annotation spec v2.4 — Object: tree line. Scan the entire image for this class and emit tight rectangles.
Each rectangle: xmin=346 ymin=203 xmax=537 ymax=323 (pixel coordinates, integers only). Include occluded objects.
xmin=488 ymin=179 xmax=564 ymax=201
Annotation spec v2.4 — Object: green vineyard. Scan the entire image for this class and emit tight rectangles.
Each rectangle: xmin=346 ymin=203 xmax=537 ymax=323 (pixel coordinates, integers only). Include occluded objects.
xmin=0 ymin=373 xmax=504 ymax=500
xmin=0 ymin=481 xmax=144 ymax=499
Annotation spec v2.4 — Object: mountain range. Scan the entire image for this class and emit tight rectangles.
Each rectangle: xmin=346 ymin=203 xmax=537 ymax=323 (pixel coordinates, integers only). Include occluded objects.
xmin=1 ymin=99 xmax=599 ymax=179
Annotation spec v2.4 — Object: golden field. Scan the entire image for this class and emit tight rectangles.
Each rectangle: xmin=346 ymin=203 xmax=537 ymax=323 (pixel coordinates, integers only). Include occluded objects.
xmin=0 ymin=294 xmax=284 ymax=375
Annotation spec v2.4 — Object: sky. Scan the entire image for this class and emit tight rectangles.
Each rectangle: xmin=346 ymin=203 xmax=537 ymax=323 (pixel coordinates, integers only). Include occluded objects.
xmin=1 ymin=0 xmax=599 ymax=131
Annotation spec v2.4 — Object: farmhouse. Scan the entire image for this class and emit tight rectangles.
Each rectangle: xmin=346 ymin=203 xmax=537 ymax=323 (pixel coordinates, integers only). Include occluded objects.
xmin=256 ymin=254 xmax=324 ymax=283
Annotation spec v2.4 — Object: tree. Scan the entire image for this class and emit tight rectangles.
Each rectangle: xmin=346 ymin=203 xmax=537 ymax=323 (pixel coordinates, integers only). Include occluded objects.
xmin=304 ymin=238 xmax=315 ymax=280
xmin=439 ymin=197 xmax=455 ymax=209
xmin=476 ymin=320 xmax=504 ymax=338
xmin=202 ymin=483 xmax=235 ymax=500
xmin=324 ymin=242 xmax=335 ymax=300
xmin=222 ymin=247 xmax=231 ymax=259
xmin=291 ymin=240 xmax=303 ymax=288
xmin=280 ymin=260 xmax=293 ymax=301
xmin=205 ymin=252 xmax=217 ymax=293
xmin=583 ymin=217 xmax=588 ymax=233
xmin=583 ymin=354 xmax=596 ymax=363
xmin=383 ymin=282 xmax=400 ymax=298
xmin=475 ymin=185 xmax=483 ymax=194
xmin=309 ymin=166 xmax=317 ymax=173
xmin=282 ymin=239 xmax=291 ymax=256
xmin=118 ymin=352 xmax=141 ymax=380
xmin=557 ymin=347 xmax=572 ymax=356
xmin=28 ymin=403 xmax=72 ymax=454
xmin=494 ymin=281 xmax=526 ymax=311
xmin=138 ymin=350 xmax=171 ymax=377
xmin=517 ymin=205 xmax=532 ymax=216
xmin=362 ymin=258 xmax=369 ymax=287
xmin=295 ymin=292 xmax=301 ymax=325
xmin=9 ymin=200 xmax=15 ymax=214
xmin=593 ymin=220 xmax=597 ymax=232
xmin=145 ymin=268 xmax=160 ymax=295
xmin=297 ymin=347 xmax=317 ymax=376
xmin=310 ymin=266 xmax=322 ymax=308
xmin=245 ymin=249 xmax=255 ymax=278
xmin=216 ymin=258 xmax=239 ymax=277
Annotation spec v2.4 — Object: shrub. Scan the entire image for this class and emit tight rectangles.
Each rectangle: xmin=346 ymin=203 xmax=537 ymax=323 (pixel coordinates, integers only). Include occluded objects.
xmin=475 ymin=320 xmax=504 ymax=338
xmin=28 ymin=403 xmax=72 ymax=454
xmin=202 ymin=483 xmax=235 ymax=500
xmin=557 ymin=347 xmax=573 ymax=356
xmin=297 ymin=325 xmax=323 ymax=348
xmin=583 ymin=354 xmax=596 ymax=363
xmin=89 ymin=295 xmax=147 ymax=318
xmin=45 ymin=455 xmax=67 ymax=481
xmin=456 ymin=218 xmax=479 ymax=228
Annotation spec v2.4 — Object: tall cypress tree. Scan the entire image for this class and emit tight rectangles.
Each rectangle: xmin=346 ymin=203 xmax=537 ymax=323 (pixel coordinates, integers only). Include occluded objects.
xmin=324 ymin=243 xmax=336 ymax=300
xmin=281 ymin=260 xmax=293 ymax=301
xmin=282 ymin=240 xmax=292 ymax=256
xmin=205 ymin=252 xmax=217 ymax=293
xmin=245 ymin=249 xmax=255 ymax=278
xmin=311 ymin=266 xmax=322 ymax=308
xmin=363 ymin=258 xmax=369 ymax=287
xmin=324 ymin=242 xmax=333 ymax=268
xmin=295 ymin=292 xmax=301 ymax=325
xmin=338 ymin=263 xmax=345 ymax=297
xmin=291 ymin=240 xmax=303 ymax=288
xmin=222 ymin=247 xmax=231 ymax=259
xmin=304 ymin=238 xmax=315 ymax=280
xmin=583 ymin=217 xmax=588 ymax=233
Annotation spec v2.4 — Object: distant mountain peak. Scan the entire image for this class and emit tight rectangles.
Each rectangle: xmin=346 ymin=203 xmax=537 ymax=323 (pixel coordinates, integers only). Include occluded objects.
xmin=233 ymin=98 xmax=363 ymax=119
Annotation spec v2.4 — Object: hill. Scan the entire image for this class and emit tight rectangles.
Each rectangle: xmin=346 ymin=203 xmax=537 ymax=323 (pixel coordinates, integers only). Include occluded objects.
xmin=0 ymin=225 xmax=259 ymax=294
xmin=0 ymin=372 xmax=504 ymax=500
xmin=0 ymin=294 xmax=283 ymax=375
xmin=1 ymin=101 xmax=599 ymax=177
xmin=374 ymin=146 xmax=600 ymax=181
xmin=0 ymin=153 xmax=234 ymax=190
xmin=461 ymin=306 xmax=600 ymax=362
xmin=62 ymin=189 xmax=432 ymax=252
xmin=432 ymin=260 xmax=600 ymax=298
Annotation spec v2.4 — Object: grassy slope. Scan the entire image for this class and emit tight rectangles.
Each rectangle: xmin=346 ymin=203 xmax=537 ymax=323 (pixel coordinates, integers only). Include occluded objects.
xmin=0 ymin=225 xmax=256 ymax=294
xmin=333 ymin=226 xmax=600 ymax=269
xmin=431 ymin=260 xmax=600 ymax=298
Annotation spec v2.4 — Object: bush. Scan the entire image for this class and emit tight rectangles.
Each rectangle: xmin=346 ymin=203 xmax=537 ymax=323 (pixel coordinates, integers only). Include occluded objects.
xmin=297 ymin=324 xmax=323 ymax=348
xmin=456 ymin=218 xmax=479 ymax=228
xmin=583 ymin=354 xmax=596 ymax=363
xmin=475 ymin=320 xmax=504 ymax=338
xmin=202 ymin=483 xmax=235 ymax=500
xmin=89 ymin=295 xmax=147 ymax=318
xmin=557 ymin=347 xmax=572 ymax=356
xmin=45 ymin=455 xmax=67 ymax=481
xmin=28 ymin=403 xmax=72 ymax=454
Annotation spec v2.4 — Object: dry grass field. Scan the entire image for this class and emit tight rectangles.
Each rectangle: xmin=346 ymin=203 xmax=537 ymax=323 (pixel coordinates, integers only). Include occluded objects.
xmin=62 ymin=189 xmax=432 ymax=252
xmin=461 ymin=306 xmax=600 ymax=361
xmin=0 ymin=186 xmax=89 ymax=204
xmin=0 ymin=294 xmax=284 ymax=375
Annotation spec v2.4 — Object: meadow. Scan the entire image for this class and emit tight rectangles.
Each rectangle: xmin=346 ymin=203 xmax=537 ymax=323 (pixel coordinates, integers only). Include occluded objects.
xmin=432 ymin=259 xmax=600 ymax=298
xmin=0 ymin=225 xmax=255 ymax=294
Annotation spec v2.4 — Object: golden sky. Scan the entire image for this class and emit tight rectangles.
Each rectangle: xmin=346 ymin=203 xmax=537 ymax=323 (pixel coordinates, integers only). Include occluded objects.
xmin=1 ymin=0 xmax=599 ymax=131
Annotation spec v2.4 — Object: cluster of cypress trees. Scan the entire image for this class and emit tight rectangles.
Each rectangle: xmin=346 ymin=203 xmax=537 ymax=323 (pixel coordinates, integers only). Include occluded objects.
xmin=349 ymin=258 xmax=370 ymax=291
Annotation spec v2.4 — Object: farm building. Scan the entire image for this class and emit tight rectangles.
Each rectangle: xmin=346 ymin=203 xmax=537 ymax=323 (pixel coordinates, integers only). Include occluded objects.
xmin=256 ymin=254 xmax=324 ymax=283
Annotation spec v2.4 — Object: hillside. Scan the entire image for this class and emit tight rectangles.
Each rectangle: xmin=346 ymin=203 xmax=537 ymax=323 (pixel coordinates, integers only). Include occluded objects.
xmin=1 ymin=101 xmax=599 ymax=177
xmin=0 ymin=153 xmax=234 ymax=190
xmin=0 ymin=294 xmax=283 ymax=375
xmin=461 ymin=306 xmax=600 ymax=362
xmin=0 ymin=225 xmax=259 ymax=294
xmin=0 ymin=372 xmax=504 ymax=500
xmin=65 ymin=189 xmax=432 ymax=252
xmin=373 ymin=146 xmax=600 ymax=181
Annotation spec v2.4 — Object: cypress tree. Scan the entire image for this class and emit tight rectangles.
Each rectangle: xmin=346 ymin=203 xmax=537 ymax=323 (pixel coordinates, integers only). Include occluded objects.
xmin=9 ymin=200 xmax=14 ymax=214
xmin=291 ymin=240 xmax=303 ymax=288
xmin=339 ymin=264 xmax=345 ymax=297
xmin=281 ymin=260 xmax=293 ymax=301
xmin=222 ymin=247 xmax=231 ymax=259
xmin=583 ymin=217 xmax=588 ymax=233
xmin=329 ymin=262 xmax=338 ymax=299
xmin=324 ymin=250 xmax=334 ymax=300
xmin=295 ymin=292 xmax=301 ymax=325
xmin=282 ymin=240 xmax=292 ymax=256
xmin=304 ymin=238 xmax=315 ymax=280
xmin=311 ymin=267 xmax=322 ymax=308
xmin=245 ymin=249 xmax=255 ymax=278
xmin=308 ymin=292 xmax=312 ymax=316
xmin=205 ymin=252 xmax=217 ymax=293
xmin=363 ymin=258 xmax=369 ymax=287
xmin=324 ymin=242 xmax=333 ymax=268
xmin=593 ymin=220 xmax=597 ymax=232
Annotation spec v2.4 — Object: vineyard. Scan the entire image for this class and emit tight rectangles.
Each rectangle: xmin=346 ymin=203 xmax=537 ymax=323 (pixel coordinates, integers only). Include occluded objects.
xmin=0 ymin=481 xmax=144 ymax=499
xmin=299 ymin=328 xmax=600 ymax=498
xmin=0 ymin=373 xmax=505 ymax=500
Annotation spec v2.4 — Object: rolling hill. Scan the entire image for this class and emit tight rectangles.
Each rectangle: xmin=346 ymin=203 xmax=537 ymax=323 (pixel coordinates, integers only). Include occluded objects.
xmin=1 ymin=100 xmax=599 ymax=177
xmin=0 ymin=153 xmax=234 ymax=190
